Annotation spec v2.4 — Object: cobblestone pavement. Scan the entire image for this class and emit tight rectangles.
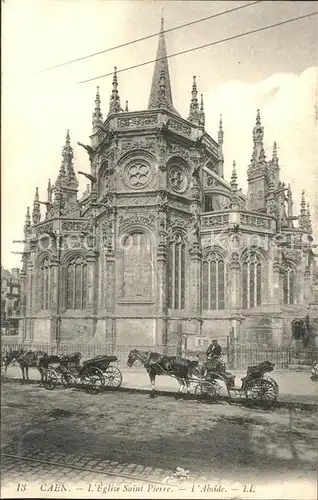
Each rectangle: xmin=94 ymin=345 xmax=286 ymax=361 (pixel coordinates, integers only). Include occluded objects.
xmin=1 ymin=449 xmax=204 ymax=497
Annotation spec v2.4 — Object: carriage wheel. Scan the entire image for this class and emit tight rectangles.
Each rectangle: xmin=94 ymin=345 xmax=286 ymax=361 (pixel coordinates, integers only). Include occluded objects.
xmin=81 ymin=367 xmax=105 ymax=394
xmin=195 ymin=381 xmax=221 ymax=400
xmin=245 ymin=379 xmax=278 ymax=402
xmin=103 ymin=366 xmax=122 ymax=388
xmin=43 ymin=369 xmax=58 ymax=390
xmin=61 ymin=372 xmax=74 ymax=388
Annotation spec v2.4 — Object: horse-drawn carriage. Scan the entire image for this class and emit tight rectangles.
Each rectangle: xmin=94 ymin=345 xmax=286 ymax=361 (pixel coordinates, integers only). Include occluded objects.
xmin=44 ymin=354 xmax=122 ymax=393
xmin=194 ymin=358 xmax=279 ymax=403
xmin=127 ymin=349 xmax=279 ymax=403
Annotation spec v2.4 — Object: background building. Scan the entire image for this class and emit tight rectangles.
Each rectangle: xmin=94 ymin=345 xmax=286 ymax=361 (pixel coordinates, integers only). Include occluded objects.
xmin=18 ymin=20 xmax=318 ymax=350
xmin=1 ymin=266 xmax=21 ymax=336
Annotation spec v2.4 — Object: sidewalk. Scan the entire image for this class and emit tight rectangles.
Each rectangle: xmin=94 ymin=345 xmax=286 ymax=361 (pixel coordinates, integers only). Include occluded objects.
xmin=3 ymin=365 xmax=318 ymax=404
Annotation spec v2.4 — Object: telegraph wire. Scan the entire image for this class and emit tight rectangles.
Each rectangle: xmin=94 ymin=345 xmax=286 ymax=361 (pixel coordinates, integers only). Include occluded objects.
xmin=39 ymin=1 xmax=263 ymax=73
xmin=78 ymin=11 xmax=317 ymax=84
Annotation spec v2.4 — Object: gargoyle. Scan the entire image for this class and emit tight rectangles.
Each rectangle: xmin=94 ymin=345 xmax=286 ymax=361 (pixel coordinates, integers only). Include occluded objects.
xmin=39 ymin=201 xmax=52 ymax=207
xmin=78 ymin=171 xmax=96 ymax=183
xmin=77 ymin=142 xmax=95 ymax=155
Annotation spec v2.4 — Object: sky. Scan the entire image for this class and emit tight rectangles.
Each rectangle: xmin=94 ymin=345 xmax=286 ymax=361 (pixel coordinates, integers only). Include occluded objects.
xmin=2 ymin=0 xmax=318 ymax=269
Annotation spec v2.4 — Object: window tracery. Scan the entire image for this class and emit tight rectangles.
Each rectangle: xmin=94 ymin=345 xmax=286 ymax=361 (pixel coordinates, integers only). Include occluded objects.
xmin=242 ymin=252 xmax=262 ymax=309
xmin=168 ymin=233 xmax=186 ymax=309
xmin=66 ymin=256 xmax=87 ymax=310
xmin=202 ymin=252 xmax=225 ymax=310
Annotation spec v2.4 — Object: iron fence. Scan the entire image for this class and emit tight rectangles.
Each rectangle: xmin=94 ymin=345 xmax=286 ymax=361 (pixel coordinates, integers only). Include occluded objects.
xmin=1 ymin=341 xmax=317 ymax=370
xmin=0 ymin=342 xmax=178 ymax=369
xmin=227 ymin=345 xmax=318 ymax=369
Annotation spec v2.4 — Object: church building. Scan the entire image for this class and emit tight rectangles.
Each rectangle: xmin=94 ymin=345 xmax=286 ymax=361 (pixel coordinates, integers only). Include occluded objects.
xmin=19 ymin=19 xmax=318 ymax=350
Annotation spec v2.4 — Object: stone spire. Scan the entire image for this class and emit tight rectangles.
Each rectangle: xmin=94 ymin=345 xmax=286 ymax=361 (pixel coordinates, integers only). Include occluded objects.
xmin=299 ymin=190 xmax=307 ymax=230
xmin=92 ymin=86 xmax=103 ymax=129
xmin=251 ymin=109 xmax=265 ymax=165
xmin=188 ymin=76 xmax=200 ymax=124
xmin=230 ymin=161 xmax=238 ymax=192
xmin=218 ymin=114 xmax=224 ymax=145
xmin=62 ymin=130 xmax=78 ymax=187
xmin=306 ymin=203 xmax=312 ymax=233
xmin=47 ymin=179 xmax=53 ymax=205
xmin=109 ymin=67 xmax=122 ymax=115
xmin=24 ymin=206 xmax=31 ymax=233
xmin=266 ymin=173 xmax=278 ymax=217
xmin=32 ymin=187 xmax=41 ymax=225
xmin=54 ymin=131 xmax=79 ymax=218
xmin=218 ymin=115 xmax=224 ymax=178
xmin=148 ymin=17 xmax=179 ymax=115
xmin=287 ymin=184 xmax=293 ymax=218
xmin=199 ymin=94 xmax=205 ymax=128
xmin=272 ymin=141 xmax=279 ymax=168
xmin=125 ymin=100 xmax=129 ymax=112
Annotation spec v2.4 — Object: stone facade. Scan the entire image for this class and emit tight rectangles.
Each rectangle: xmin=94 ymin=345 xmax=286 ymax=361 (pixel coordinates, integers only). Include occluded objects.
xmin=19 ymin=20 xmax=318 ymax=350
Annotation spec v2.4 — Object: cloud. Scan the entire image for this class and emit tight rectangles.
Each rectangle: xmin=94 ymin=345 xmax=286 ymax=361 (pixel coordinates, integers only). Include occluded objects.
xmin=204 ymin=66 xmax=318 ymax=229
xmin=2 ymin=0 xmax=317 ymax=272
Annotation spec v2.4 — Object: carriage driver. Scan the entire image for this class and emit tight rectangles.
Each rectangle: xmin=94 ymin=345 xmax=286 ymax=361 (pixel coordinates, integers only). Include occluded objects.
xmin=206 ymin=339 xmax=222 ymax=360
xmin=202 ymin=339 xmax=223 ymax=375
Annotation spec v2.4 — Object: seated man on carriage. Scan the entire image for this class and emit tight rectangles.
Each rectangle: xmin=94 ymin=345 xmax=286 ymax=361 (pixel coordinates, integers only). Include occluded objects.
xmin=204 ymin=339 xmax=224 ymax=373
xmin=201 ymin=339 xmax=236 ymax=389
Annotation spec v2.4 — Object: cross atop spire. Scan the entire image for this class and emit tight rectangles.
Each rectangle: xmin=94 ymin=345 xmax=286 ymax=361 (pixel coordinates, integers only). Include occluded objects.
xmin=148 ymin=17 xmax=179 ymax=115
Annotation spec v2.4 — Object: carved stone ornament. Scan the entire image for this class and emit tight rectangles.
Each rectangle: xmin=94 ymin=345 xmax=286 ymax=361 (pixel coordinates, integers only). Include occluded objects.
xmin=168 ymin=119 xmax=191 ymax=137
xmin=117 ymin=115 xmax=158 ymax=129
xmin=121 ymin=140 xmax=156 ymax=152
xmin=35 ymin=222 xmax=54 ymax=236
xmin=230 ymin=252 xmax=240 ymax=270
xmin=169 ymin=216 xmax=188 ymax=230
xmin=118 ymin=212 xmax=157 ymax=232
xmin=240 ymin=214 xmax=271 ymax=229
xmin=167 ymin=143 xmax=190 ymax=161
xmin=169 ymin=165 xmax=188 ymax=193
xmin=201 ymin=214 xmax=230 ymax=228
xmin=61 ymin=220 xmax=89 ymax=232
xmin=125 ymin=162 xmax=152 ymax=189
xmin=282 ymin=249 xmax=302 ymax=263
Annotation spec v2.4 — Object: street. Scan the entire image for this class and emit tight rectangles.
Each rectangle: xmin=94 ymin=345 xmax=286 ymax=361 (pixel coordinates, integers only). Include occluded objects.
xmin=1 ymin=374 xmax=317 ymax=499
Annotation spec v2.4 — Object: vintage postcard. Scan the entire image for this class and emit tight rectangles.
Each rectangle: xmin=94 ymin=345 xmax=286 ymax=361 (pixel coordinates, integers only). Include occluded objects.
xmin=1 ymin=0 xmax=317 ymax=499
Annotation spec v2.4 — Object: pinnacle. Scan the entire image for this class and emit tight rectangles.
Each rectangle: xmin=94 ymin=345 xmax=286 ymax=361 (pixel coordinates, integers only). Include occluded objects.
xmin=109 ymin=66 xmax=122 ymax=114
xmin=231 ymin=160 xmax=238 ymax=191
xmin=92 ymin=85 xmax=103 ymax=126
xmin=218 ymin=115 xmax=224 ymax=144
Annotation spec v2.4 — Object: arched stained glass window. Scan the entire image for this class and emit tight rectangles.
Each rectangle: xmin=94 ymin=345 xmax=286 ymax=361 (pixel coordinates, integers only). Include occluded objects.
xmin=122 ymin=232 xmax=152 ymax=298
xmin=283 ymin=265 xmax=295 ymax=305
xmin=242 ymin=252 xmax=262 ymax=309
xmin=202 ymin=252 xmax=225 ymax=310
xmin=40 ymin=258 xmax=50 ymax=310
xmin=168 ymin=233 xmax=186 ymax=309
xmin=66 ymin=256 xmax=87 ymax=310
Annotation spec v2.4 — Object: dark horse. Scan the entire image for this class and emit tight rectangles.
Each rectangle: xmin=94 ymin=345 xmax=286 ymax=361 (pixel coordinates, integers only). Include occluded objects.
xmin=2 ymin=349 xmax=53 ymax=384
xmin=127 ymin=349 xmax=198 ymax=398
